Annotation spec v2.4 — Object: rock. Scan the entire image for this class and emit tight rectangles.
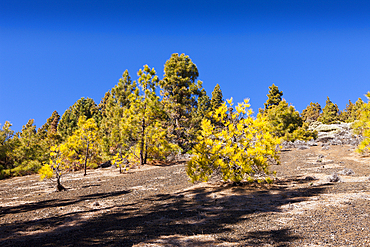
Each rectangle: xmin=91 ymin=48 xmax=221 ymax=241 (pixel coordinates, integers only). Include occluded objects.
xmin=327 ymin=173 xmax=341 ymax=182
xmin=338 ymin=168 xmax=355 ymax=176
xmin=309 ymin=122 xmax=363 ymax=146
xmin=167 ymin=153 xmax=194 ymax=161
xmin=306 ymin=140 xmax=318 ymax=146
xmin=166 ymin=155 xmax=175 ymax=162
xmin=92 ymin=201 xmax=100 ymax=207
xmin=281 ymin=141 xmax=295 ymax=149
xmin=297 ymin=146 xmax=309 ymax=150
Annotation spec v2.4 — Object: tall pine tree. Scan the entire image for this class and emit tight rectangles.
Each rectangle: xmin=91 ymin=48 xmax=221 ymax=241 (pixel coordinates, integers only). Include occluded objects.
xmin=159 ymin=53 xmax=204 ymax=152
xmin=58 ymin=97 xmax=102 ymax=139
xmin=264 ymin=84 xmax=283 ymax=112
xmin=318 ymin=97 xmax=340 ymax=124
xmin=211 ymin=84 xmax=223 ymax=111
xmin=301 ymin=102 xmax=322 ymax=122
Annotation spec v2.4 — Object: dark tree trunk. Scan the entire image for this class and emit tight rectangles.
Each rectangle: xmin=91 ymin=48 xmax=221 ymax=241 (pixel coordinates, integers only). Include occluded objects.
xmin=84 ymin=141 xmax=89 ymax=176
xmin=119 ymin=149 xmax=122 ymax=173
xmin=140 ymin=117 xmax=145 ymax=166
xmin=140 ymin=102 xmax=147 ymax=166
xmin=144 ymin=141 xmax=148 ymax=165
xmin=56 ymin=173 xmax=66 ymax=191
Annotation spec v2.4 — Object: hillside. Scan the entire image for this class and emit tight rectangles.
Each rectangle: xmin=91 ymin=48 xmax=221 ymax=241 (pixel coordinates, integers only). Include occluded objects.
xmin=1 ymin=145 xmax=370 ymax=246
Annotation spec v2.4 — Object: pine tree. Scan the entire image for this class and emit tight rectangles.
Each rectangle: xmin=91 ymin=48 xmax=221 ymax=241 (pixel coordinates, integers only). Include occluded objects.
xmin=59 ymin=117 xmax=101 ymax=176
xmin=101 ymin=66 xmax=179 ymax=168
xmin=267 ymin=100 xmax=317 ymax=141
xmin=318 ymin=97 xmax=340 ymax=124
xmin=340 ymin=98 xmax=364 ymax=122
xmin=187 ymin=98 xmax=281 ymax=183
xmin=99 ymin=70 xmax=138 ymax=151
xmin=98 ymin=91 xmax=111 ymax=118
xmin=58 ymin=97 xmax=102 ymax=139
xmin=301 ymin=102 xmax=322 ymax=122
xmin=353 ymin=92 xmax=370 ymax=155
xmin=159 ymin=53 xmax=204 ymax=152
xmin=130 ymin=65 xmax=180 ymax=165
xmin=12 ymin=119 xmax=43 ymax=175
xmin=111 ymin=70 xmax=138 ymax=108
xmin=0 ymin=121 xmax=16 ymax=177
xmin=137 ymin=65 xmax=159 ymax=165
xmin=39 ymin=145 xmax=67 ymax=191
xmin=264 ymin=84 xmax=283 ymax=112
xmin=210 ymin=84 xmax=223 ymax=111
xmin=38 ymin=111 xmax=61 ymax=139
xmin=354 ymin=98 xmax=365 ymax=120
xmin=35 ymin=111 xmax=63 ymax=165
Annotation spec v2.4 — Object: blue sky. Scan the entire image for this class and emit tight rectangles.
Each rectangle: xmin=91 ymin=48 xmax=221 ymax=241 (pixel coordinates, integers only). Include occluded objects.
xmin=1 ymin=0 xmax=370 ymax=132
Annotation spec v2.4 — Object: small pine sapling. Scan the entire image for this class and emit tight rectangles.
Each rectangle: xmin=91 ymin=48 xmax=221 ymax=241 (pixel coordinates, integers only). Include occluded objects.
xmin=39 ymin=145 xmax=67 ymax=191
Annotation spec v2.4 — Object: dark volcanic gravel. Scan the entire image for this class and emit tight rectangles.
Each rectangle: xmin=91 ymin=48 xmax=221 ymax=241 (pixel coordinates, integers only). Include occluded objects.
xmin=1 ymin=146 xmax=370 ymax=246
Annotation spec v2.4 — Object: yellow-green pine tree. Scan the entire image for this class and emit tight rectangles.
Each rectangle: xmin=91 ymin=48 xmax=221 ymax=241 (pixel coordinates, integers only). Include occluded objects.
xmin=187 ymin=98 xmax=281 ymax=183
xmin=353 ymin=92 xmax=370 ymax=155
xmin=59 ymin=117 xmax=100 ymax=176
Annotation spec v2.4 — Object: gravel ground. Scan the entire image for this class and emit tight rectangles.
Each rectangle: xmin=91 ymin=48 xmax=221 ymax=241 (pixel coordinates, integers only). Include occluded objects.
xmin=0 ymin=145 xmax=370 ymax=246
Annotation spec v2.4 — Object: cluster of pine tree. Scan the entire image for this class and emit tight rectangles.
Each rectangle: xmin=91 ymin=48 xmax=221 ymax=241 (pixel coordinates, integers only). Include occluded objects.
xmin=1 ymin=53 xmax=370 ymax=186
xmin=0 ymin=54 xmax=223 ymax=184
xmin=301 ymin=96 xmax=364 ymax=124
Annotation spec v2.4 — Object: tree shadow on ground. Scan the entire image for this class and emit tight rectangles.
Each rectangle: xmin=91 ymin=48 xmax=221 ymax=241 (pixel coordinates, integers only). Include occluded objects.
xmin=0 ymin=179 xmax=331 ymax=247
xmin=0 ymin=190 xmax=130 ymax=216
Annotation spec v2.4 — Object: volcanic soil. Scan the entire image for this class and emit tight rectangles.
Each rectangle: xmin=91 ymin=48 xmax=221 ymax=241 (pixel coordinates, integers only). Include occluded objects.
xmin=1 ymin=145 xmax=370 ymax=246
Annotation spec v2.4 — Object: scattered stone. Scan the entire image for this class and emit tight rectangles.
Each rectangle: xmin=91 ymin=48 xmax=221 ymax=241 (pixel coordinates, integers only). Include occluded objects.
xmin=166 ymin=155 xmax=175 ymax=162
xmin=280 ymin=122 xmax=362 ymax=149
xmin=297 ymin=146 xmax=309 ymax=150
xmin=338 ymin=168 xmax=355 ymax=176
xmin=327 ymin=173 xmax=341 ymax=182
xmin=92 ymin=201 xmax=100 ymax=207
xmin=309 ymin=122 xmax=363 ymax=146
xmin=307 ymin=140 xmax=318 ymax=146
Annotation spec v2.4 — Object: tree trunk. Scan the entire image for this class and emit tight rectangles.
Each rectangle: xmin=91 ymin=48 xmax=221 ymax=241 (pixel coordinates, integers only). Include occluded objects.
xmin=84 ymin=141 xmax=89 ymax=176
xmin=119 ymin=149 xmax=122 ymax=173
xmin=140 ymin=101 xmax=147 ymax=166
xmin=144 ymin=140 xmax=148 ymax=165
xmin=140 ymin=117 xmax=145 ymax=166
xmin=56 ymin=173 xmax=66 ymax=191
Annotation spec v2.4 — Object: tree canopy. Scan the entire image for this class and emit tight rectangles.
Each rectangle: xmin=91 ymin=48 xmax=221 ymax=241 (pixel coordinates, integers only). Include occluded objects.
xmin=318 ymin=97 xmax=340 ymax=124
xmin=263 ymin=84 xmax=283 ymax=112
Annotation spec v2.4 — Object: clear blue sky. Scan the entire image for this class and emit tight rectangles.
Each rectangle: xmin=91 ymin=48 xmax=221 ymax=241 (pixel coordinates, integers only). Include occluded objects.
xmin=1 ymin=0 xmax=370 ymax=132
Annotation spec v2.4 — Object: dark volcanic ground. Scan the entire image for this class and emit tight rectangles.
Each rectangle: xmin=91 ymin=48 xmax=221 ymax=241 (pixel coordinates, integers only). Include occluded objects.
xmin=1 ymin=145 xmax=370 ymax=246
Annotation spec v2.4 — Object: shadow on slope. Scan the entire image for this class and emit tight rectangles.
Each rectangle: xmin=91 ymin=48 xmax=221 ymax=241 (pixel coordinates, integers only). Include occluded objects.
xmin=0 ymin=179 xmax=330 ymax=246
